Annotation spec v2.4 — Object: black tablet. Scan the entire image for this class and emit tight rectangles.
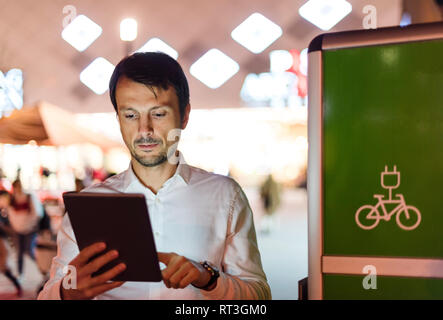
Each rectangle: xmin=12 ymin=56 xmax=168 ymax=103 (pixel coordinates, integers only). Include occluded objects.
xmin=62 ymin=192 xmax=162 ymax=282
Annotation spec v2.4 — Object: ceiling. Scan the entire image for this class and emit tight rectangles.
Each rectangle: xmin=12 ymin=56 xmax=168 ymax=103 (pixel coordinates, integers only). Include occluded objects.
xmin=0 ymin=0 xmax=403 ymax=113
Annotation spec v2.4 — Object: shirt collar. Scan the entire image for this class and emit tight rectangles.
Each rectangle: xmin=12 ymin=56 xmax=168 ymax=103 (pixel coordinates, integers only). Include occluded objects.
xmin=123 ymin=151 xmax=190 ymax=193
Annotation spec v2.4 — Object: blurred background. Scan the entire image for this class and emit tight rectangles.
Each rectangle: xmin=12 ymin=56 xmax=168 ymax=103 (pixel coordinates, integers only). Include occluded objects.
xmin=0 ymin=0 xmax=441 ymax=299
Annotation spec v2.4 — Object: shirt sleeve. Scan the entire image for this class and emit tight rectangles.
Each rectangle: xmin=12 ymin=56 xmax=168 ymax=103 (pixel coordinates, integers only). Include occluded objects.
xmin=37 ymin=213 xmax=79 ymax=300
xmin=201 ymin=182 xmax=272 ymax=300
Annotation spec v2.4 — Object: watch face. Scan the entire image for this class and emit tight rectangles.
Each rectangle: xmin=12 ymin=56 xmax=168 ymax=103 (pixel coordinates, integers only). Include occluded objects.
xmin=203 ymin=262 xmax=219 ymax=277
xmin=204 ymin=261 xmax=218 ymax=271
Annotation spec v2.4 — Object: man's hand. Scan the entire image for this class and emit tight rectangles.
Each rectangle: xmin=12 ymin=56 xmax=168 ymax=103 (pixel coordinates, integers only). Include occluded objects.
xmin=61 ymin=242 xmax=126 ymax=300
xmin=157 ymin=252 xmax=213 ymax=290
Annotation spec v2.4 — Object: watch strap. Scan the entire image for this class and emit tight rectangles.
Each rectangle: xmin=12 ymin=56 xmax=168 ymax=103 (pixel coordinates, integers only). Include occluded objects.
xmin=195 ymin=261 xmax=219 ymax=290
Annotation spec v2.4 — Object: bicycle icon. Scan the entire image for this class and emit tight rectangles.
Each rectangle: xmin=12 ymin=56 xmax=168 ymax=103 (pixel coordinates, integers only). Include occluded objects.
xmin=355 ymin=166 xmax=421 ymax=231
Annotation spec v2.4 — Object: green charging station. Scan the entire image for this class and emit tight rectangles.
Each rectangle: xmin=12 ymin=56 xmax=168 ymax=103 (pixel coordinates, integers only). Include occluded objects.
xmin=307 ymin=22 xmax=443 ymax=299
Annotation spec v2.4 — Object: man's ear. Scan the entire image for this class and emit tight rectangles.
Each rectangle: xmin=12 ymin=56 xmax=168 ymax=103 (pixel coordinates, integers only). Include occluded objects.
xmin=181 ymin=104 xmax=191 ymax=130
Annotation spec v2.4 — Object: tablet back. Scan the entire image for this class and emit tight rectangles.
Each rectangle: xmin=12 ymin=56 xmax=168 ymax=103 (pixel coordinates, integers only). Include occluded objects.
xmin=63 ymin=192 xmax=162 ymax=282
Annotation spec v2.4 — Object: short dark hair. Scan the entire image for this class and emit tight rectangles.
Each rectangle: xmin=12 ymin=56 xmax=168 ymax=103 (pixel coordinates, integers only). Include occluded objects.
xmin=109 ymin=52 xmax=190 ymax=123
xmin=0 ymin=190 xmax=10 ymax=197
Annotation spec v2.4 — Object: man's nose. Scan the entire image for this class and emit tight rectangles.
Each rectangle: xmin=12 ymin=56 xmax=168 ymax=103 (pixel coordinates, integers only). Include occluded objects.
xmin=138 ymin=115 xmax=154 ymax=135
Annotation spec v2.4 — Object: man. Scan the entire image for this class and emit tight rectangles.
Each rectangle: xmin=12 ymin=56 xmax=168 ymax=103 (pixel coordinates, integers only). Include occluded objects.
xmin=38 ymin=52 xmax=271 ymax=300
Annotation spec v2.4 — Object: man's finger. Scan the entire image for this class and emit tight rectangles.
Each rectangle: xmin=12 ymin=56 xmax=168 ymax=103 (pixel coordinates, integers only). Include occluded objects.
xmin=79 ymin=250 xmax=119 ymax=277
xmin=90 ymin=263 xmax=127 ymax=287
xmin=179 ymin=269 xmax=199 ymax=289
xmin=169 ymin=263 xmax=193 ymax=289
xmin=162 ymin=255 xmax=185 ymax=281
xmin=71 ymin=242 xmax=106 ymax=267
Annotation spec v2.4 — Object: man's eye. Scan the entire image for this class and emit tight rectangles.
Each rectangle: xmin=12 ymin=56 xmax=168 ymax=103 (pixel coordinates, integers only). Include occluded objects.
xmin=153 ymin=113 xmax=166 ymax=117
xmin=125 ymin=114 xmax=136 ymax=119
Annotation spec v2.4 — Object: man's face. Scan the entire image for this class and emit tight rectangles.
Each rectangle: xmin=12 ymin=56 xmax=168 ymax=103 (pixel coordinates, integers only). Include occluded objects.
xmin=115 ymin=76 xmax=190 ymax=167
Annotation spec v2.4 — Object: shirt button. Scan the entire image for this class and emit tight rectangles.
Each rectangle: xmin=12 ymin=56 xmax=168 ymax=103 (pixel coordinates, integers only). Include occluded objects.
xmin=155 ymin=231 xmax=160 ymax=236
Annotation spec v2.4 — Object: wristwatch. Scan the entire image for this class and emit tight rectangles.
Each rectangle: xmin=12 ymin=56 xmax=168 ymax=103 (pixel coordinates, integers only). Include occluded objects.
xmin=195 ymin=261 xmax=219 ymax=290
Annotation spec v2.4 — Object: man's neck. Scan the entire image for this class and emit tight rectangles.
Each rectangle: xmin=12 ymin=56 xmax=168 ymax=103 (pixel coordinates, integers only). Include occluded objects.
xmin=131 ymin=159 xmax=178 ymax=194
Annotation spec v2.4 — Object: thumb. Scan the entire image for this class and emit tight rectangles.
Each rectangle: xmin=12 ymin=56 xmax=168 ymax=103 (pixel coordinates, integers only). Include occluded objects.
xmin=157 ymin=252 xmax=172 ymax=265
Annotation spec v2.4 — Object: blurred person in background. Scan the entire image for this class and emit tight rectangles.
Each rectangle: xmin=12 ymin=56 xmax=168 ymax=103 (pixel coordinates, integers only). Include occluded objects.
xmin=259 ymin=174 xmax=281 ymax=234
xmin=294 ymin=166 xmax=307 ymax=190
xmin=39 ymin=167 xmax=52 ymax=190
xmin=0 ymin=190 xmax=22 ymax=297
xmin=8 ymin=180 xmax=43 ymax=279
xmin=39 ymin=52 xmax=270 ymax=300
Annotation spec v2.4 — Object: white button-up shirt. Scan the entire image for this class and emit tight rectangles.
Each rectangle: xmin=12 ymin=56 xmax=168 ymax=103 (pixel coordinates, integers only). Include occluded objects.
xmin=38 ymin=153 xmax=271 ymax=300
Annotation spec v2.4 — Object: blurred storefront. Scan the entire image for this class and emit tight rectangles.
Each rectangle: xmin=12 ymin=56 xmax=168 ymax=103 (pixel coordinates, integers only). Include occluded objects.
xmin=0 ymin=105 xmax=307 ymax=194
xmin=0 ymin=101 xmax=126 ymax=194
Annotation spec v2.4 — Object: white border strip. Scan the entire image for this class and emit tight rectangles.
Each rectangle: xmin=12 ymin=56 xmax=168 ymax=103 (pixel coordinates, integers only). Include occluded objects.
xmin=323 ymin=22 xmax=443 ymax=50
xmin=323 ymin=256 xmax=443 ymax=278
xmin=307 ymin=50 xmax=323 ymax=299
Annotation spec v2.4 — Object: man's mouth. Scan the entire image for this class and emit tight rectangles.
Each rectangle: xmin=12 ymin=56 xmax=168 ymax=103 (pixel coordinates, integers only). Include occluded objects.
xmin=137 ymin=143 xmax=158 ymax=150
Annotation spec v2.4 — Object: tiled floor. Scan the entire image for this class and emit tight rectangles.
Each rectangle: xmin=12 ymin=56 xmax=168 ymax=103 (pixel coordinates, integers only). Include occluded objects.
xmin=0 ymin=247 xmax=44 ymax=300
xmin=0 ymin=188 xmax=308 ymax=300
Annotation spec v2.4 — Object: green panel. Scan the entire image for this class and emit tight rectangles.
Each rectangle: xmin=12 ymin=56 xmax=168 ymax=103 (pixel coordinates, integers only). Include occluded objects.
xmin=323 ymin=39 xmax=443 ymax=257
xmin=324 ymin=274 xmax=443 ymax=300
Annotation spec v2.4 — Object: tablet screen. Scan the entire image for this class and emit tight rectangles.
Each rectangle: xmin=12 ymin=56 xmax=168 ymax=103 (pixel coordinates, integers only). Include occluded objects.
xmin=63 ymin=192 xmax=162 ymax=282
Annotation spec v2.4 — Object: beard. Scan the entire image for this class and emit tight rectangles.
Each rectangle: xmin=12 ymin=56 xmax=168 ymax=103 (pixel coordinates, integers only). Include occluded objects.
xmin=131 ymin=150 xmax=168 ymax=167
xmin=131 ymin=137 xmax=168 ymax=167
